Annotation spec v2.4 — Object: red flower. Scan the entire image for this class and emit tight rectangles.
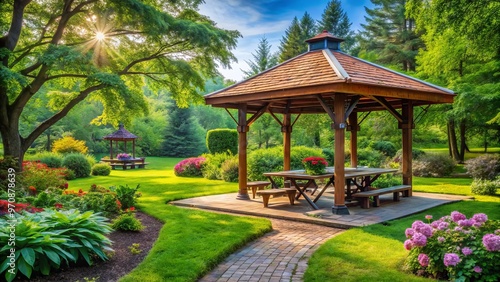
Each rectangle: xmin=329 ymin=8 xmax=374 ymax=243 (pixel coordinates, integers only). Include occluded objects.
xmin=116 ymin=200 xmax=122 ymax=209
xmin=129 ymin=207 xmax=135 ymax=211
xmin=54 ymin=203 xmax=63 ymax=209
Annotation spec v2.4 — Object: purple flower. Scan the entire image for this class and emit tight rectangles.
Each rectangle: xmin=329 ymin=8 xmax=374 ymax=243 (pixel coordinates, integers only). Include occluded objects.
xmin=438 ymin=236 xmax=445 ymax=243
xmin=482 ymin=234 xmax=500 ymax=252
xmin=443 ymin=253 xmax=460 ymax=267
xmin=472 ymin=213 xmax=488 ymax=223
xmin=418 ymin=253 xmax=430 ymax=267
xmin=451 ymin=211 xmax=466 ymax=222
xmin=405 ymin=228 xmax=415 ymax=238
xmin=431 ymin=220 xmax=442 ymax=229
xmin=412 ymin=232 xmax=428 ymax=247
xmin=425 ymin=215 xmax=433 ymax=220
xmin=461 ymin=247 xmax=473 ymax=256
xmin=404 ymin=239 xmax=413 ymax=250
xmin=458 ymin=219 xmax=473 ymax=227
xmin=473 ymin=266 xmax=482 ymax=273
xmin=412 ymin=220 xmax=433 ymax=237
xmin=438 ymin=221 xmax=449 ymax=231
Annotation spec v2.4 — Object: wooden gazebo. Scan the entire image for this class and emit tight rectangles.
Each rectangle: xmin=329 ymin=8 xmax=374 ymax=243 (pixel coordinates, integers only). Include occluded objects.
xmin=103 ymin=123 xmax=138 ymax=159
xmin=204 ymin=31 xmax=455 ymax=214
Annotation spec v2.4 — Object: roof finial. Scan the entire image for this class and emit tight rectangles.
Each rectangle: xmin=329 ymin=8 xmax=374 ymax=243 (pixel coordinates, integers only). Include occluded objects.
xmin=306 ymin=30 xmax=344 ymax=52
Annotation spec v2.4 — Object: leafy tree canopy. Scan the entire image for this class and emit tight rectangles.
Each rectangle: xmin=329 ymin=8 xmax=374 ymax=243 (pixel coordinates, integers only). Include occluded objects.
xmin=0 ymin=0 xmax=240 ymax=161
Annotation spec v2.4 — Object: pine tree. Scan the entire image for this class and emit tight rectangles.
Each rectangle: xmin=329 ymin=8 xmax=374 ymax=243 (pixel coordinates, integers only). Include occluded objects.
xmin=357 ymin=0 xmax=423 ymax=71
xmin=278 ymin=12 xmax=317 ymax=62
xmin=317 ymin=0 xmax=355 ymax=53
xmin=242 ymin=37 xmax=278 ymax=78
xmin=161 ymin=101 xmax=206 ymax=157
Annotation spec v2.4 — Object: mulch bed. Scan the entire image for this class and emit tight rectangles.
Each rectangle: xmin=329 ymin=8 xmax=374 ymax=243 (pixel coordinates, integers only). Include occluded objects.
xmin=23 ymin=212 xmax=163 ymax=282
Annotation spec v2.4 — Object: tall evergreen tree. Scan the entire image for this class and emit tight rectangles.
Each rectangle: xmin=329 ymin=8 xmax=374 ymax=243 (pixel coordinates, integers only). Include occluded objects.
xmin=278 ymin=12 xmax=317 ymax=62
xmin=317 ymin=0 xmax=355 ymax=53
xmin=357 ymin=0 xmax=422 ymax=71
xmin=161 ymin=100 xmax=206 ymax=157
xmin=242 ymin=37 xmax=278 ymax=78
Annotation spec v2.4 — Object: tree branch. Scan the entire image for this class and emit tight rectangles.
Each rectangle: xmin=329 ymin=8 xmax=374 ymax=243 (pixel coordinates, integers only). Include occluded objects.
xmin=47 ymin=74 xmax=89 ymax=80
xmin=22 ymin=83 xmax=105 ymax=151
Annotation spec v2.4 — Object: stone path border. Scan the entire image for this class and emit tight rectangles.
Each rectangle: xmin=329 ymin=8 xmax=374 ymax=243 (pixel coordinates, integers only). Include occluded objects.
xmin=199 ymin=218 xmax=343 ymax=282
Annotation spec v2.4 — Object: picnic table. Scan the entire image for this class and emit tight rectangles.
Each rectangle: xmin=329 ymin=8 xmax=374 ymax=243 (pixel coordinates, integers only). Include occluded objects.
xmin=263 ymin=167 xmax=399 ymax=210
xmin=100 ymin=157 xmax=149 ymax=170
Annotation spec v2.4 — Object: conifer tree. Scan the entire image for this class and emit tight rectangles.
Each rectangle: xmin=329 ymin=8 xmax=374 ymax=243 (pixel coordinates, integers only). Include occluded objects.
xmin=242 ymin=37 xmax=278 ymax=78
xmin=278 ymin=12 xmax=317 ymax=62
xmin=357 ymin=0 xmax=422 ymax=71
xmin=317 ymin=0 xmax=355 ymax=53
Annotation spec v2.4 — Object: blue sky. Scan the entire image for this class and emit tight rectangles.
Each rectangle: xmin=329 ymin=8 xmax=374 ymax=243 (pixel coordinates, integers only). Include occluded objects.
xmin=199 ymin=0 xmax=374 ymax=81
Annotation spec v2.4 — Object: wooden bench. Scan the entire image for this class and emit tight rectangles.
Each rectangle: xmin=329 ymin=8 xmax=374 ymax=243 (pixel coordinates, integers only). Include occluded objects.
xmin=247 ymin=181 xmax=271 ymax=199
xmin=110 ymin=162 xmax=149 ymax=170
xmin=352 ymin=185 xmax=412 ymax=209
xmin=256 ymin=188 xmax=297 ymax=208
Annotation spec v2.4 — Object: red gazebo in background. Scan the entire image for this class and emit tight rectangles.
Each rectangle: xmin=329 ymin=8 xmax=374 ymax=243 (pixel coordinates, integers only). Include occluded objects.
xmin=103 ymin=124 xmax=138 ymax=159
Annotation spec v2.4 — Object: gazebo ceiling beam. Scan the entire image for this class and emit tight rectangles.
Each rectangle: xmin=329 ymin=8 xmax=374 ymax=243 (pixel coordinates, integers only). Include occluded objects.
xmin=344 ymin=96 xmax=360 ymax=120
xmin=247 ymin=103 xmax=270 ymax=126
xmin=316 ymin=94 xmax=336 ymax=121
xmin=370 ymin=96 xmax=403 ymax=122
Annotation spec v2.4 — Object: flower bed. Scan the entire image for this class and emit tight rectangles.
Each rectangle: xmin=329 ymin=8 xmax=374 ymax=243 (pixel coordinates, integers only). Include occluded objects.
xmin=404 ymin=211 xmax=500 ymax=281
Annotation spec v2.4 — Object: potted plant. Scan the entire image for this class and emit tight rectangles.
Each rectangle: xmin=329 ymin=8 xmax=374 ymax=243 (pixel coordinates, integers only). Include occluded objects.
xmin=117 ymin=153 xmax=132 ymax=160
xmin=302 ymin=156 xmax=328 ymax=175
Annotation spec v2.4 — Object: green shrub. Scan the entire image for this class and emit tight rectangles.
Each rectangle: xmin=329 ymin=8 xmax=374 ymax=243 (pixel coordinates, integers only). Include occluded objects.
xmin=470 ymin=178 xmax=500 ymax=195
xmin=202 ymin=152 xmax=233 ymax=180
xmin=0 ymin=209 xmax=112 ymax=282
xmin=413 ymin=153 xmax=456 ymax=177
xmin=78 ymin=192 xmax=121 ymax=216
xmin=322 ymin=148 xmax=334 ymax=166
xmin=221 ymin=157 xmax=239 ymax=182
xmin=38 ymin=152 xmax=63 ymax=168
xmin=248 ymin=147 xmax=283 ymax=182
xmin=89 ymin=184 xmax=110 ymax=193
xmin=247 ymin=146 xmax=324 ymax=186
xmin=357 ymin=148 xmax=385 ymax=167
xmin=393 ymin=148 xmax=426 ymax=163
xmin=464 ymin=154 xmax=500 ymax=180
xmin=62 ymin=153 xmax=91 ymax=178
xmin=91 ymin=163 xmax=111 ymax=176
xmin=110 ymin=184 xmax=141 ymax=210
xmin=370 ymin=140 xmax=397 ymax=157
xmin=51 ymin=136 xmax=89 ymax=154
xmin=64 ymin=169 xmax=76 ymax=180
xmin=371 ymin=173 xmax=402 ymax=188
xmin=21 ymin=162 xmax=68 ymax=191
xmin=206 ymin=129 xmax=237 ymax=154
xmin=174 ymin=157 xmax=205 ymax=177
xmin=112 ymin=213 xmax=144 ymax=231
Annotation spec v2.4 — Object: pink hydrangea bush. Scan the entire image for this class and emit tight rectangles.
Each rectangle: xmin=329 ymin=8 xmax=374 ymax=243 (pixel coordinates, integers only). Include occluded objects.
xmin=404 ymin=211 xmax=500 ymax=281
xmin=174 ymin=157 xmax=206 ymax=177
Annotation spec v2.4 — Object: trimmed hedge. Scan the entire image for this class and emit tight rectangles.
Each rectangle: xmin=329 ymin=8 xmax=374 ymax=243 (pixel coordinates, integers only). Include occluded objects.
xmin=206 ymin=129 xmax=237 ymax=154
xmin=62 ymin=153 xmax=91 ymax=178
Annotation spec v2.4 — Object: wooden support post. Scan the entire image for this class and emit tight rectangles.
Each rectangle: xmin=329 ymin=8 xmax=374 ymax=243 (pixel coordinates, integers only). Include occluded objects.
xmin=132 ymin=139 xmax=136 ymax=158
xmin=283 ymin=112 xmax=292 ymax=171
xmin=348 ymin=113 xmax=359 ymax=168
xmin=109 ymin=140 xmax=113 ymax=159
xmin=237 ymin=105 xmax=250 ymax=200
xmin=400 ymin=100 xmax=414 ymax=196
xmin=332 ymin=93 xmax=349 ymax=215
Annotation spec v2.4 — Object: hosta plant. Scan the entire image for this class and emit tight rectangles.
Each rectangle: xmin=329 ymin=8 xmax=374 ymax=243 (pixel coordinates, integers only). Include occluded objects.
xmin=0 ymin=209 xmax=112 ymax=281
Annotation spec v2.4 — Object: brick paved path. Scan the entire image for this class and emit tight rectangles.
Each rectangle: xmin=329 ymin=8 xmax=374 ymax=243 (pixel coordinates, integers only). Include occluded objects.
xmin=199 ymin=218 xmax=343 ymax=282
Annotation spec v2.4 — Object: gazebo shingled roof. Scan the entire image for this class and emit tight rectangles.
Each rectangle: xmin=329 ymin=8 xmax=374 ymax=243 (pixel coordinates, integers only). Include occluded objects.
xmin=103 ymin=124 xmax=138 ymax=141
xmin=103 ymin=124 xmax=138 ymax=159
xmin=204 ymin=30 xmax=455 ymax=215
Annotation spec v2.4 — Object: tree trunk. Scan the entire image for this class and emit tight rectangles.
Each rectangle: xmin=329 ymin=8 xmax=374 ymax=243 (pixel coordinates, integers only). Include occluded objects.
xmin=458 ymin=120 xmax=466 ymax=163
xmin=0 ymin=123 xmax=25 ymax=168
xmin=448 ymin=119 xmax=460 ymax=161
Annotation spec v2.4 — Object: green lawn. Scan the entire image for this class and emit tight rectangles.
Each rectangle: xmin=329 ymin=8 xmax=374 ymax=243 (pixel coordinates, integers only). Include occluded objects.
xmin=303 ymin=176 xmax=500 ymax=281
xmin=69 ymin=157 xmax=500 ymax=281
xmin=69 ymin=157 xmax=271 ymax=282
